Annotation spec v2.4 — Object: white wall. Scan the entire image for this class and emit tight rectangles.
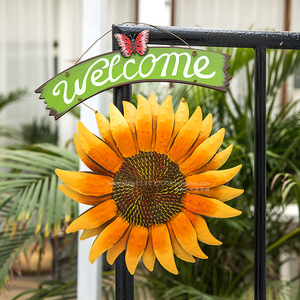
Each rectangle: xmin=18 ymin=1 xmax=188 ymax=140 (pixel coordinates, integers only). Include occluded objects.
xmin=1 ymin=0 xmax=299 ymax=146
xmin=0 ymin=0 xmax=82 ymax=147
xmin=174 ymin=0 xmax=289 ymax=31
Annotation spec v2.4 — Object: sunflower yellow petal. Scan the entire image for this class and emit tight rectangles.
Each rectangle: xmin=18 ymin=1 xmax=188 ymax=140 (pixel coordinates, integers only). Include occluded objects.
xmin=66 ymin=200 xmax=117 ymax=233
xmin=55 ymin=170 xmax=113 ymax=196
xmin=78 ymin=121 xmax=123 ymax=173
xmin=154 ymin=95 xmax=175 ymax=154
xmin=59 ymin=185 xmax=111 ymax=205
xmin=110 ymin=104 xmax=137 ymax=157
xmin=123 ymin=101 xmax=139 ymax=152
xmin=125 ymin=226 xmax=148 ymax=274
xmin=184 ymin=193 xmax=242 ymax=218
xmin=80 ymin=227 xmax=103 ymax=240
xmin=179 ymin=113 xmax=213 ymax=164
xmin=94 ymin=111 xmax=122 ymax=157
xmin=180 ymin=128 xmax=225 ymax=175
xmin=182 ymin=208 xmax=221 ymax=245
xmin=142 ymin=228 xmax=156 ymax=272
xmin=186 ymin=165 xmax=242 ymax=190
xmin=168 ymin=106 xmax=202 ymax=162
xmin=148 ymin=93 xmax=159 ymax=150
xmin=166 ymin=98 xmax=189 ymax=151
xmin=74 ymin=134 xmax=113 ymax=175
xmin=136 ymin=95 xmax=152 ymax=151
xmin=152 ymin=224 xmax=178 ymax=275
xmin=80 ymin=219 xmax=115 ymax=240
xmin=170 ymin=212 xmax=207 ymax=259
xmin=189 ymin=185 xmax=244 ymax=202
xmin=167 ymin=222 xmax=195 ymax=263
xmin=192 ymin=144 xmax=233 ymax=174
xmin=89 ymin=217 xmax=129 ymax=264
xmin=106 ymin=226 xmax=131 ymax=265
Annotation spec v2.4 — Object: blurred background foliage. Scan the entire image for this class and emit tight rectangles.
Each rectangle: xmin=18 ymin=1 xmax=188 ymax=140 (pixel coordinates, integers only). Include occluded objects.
xmin=0 ymin=47 xmax=300 ymax=299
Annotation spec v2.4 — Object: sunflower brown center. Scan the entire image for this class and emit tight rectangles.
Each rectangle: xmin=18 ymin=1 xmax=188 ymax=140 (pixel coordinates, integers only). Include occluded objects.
xmin=112 ymin=151 xmax=186 ymax=228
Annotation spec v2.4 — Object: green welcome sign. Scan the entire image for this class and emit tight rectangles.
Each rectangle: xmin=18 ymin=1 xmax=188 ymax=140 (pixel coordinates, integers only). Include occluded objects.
xmin=36 ymin=47 xmax=231 ymax=119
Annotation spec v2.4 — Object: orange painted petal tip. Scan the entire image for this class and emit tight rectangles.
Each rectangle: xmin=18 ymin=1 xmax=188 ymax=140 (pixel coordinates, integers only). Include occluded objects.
xmin=106 ymin=259 xmax=114 ymax=266
xmin=110 ymin=103 xmax=119 ymax=114
xmin=148 ymin=93 xmax=158 ymax=103
xmin=65 ymin=225 xmax=72 ymax=234
xmin=122 ymin=100 xmax=136 ymax=109
xmin=137 ymin=95 xmax=151 ymax=110
xmin=78 ymin=121 xmax=84 ymax=128
xmin=89 ymin=257 xmax=96 ymax=264
xmin=55 ymin=168 xmax=65 ymax=178
xmin=147 ymin=265 xmax=154 ymax=272
xmin=238 ymin=189 xmax=244 ymax=196
xmin=224 ymin=207 xmax=242 ymax=217
xmin=205 ymin=113 xmax=212 ymax=122
xmin=137 ymin=95 xmax=147 ymax=102
xmin=164 ymin=95 xmax=172 ymax=103
xmin=127 ymin=267 xmax=135 ymax=275
xmin=235 ymin=209 xmax=242 ymax=216
xmin=110 ymin=103 xmax=117 ymax=113
xmin=236 ymin=164 xmax=242 ymax=172
xmin=89 ymin=254 xmax=96 ymax=264
xmin=58 ymin=184 xmax=66 ymax=192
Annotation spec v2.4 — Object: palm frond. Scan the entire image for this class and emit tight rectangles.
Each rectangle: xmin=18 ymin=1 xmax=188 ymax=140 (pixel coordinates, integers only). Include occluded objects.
xmin=0 ymin=227 xmax=35 ymax=290
xmin=0 ymin=89 xmax=27 ymax=111
xmin=0 ymin=143 xmax=79 ymax=289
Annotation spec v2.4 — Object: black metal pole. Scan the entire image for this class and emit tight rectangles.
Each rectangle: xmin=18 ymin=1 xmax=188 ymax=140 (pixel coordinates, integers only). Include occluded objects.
xmin=254 ymin=46 xmax=267 ymax=300
xmin=113 ymin=24 xmax=300 ymax=50
xmin=109 ymin=23 xmax=300 ymax=300
xmin=114 ymin=252 xmax=134 ymax=300
xmin=112 ymin=25 xmax=134 ymax=300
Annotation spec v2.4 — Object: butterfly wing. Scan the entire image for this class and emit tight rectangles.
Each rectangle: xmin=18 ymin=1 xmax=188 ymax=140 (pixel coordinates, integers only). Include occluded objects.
xmin=135 ymin=30 xmax=149 ymax=56
xmin=114 ymin=34 xmax=134 ymax=58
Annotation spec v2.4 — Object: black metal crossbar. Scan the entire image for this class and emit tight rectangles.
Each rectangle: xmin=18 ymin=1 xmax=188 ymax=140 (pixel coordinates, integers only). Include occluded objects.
xmin=112 ymin=24 xmax=300 ymax=300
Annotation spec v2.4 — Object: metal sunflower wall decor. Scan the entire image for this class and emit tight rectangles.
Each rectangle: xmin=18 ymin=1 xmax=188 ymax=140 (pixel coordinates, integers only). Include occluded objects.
xmin=56 ymin=93 xmax=243 ymax=275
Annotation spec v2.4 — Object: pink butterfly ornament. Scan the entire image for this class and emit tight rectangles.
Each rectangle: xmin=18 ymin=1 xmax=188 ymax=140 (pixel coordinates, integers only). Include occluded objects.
xmin=114 ymin=30 xmax=149 ymax=58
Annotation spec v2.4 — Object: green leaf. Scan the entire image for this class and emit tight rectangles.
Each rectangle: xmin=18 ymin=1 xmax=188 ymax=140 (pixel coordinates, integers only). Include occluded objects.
xmin=35 ymin=177 xmax=49 ymax=235
xmin=0 ymin=227 xmax=35 ymax=290
xmin=54 ymin=180 xmax=63 ymax=236
xmin=25 ymin=180 xmax=43 ymax=224
xmin=4 ymin=190 xmax=22 ymax=232
xmin=44 ymin=174 xmax=57 ymax=238
xmin=0 ymin=89 xmax=27 ymax=111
